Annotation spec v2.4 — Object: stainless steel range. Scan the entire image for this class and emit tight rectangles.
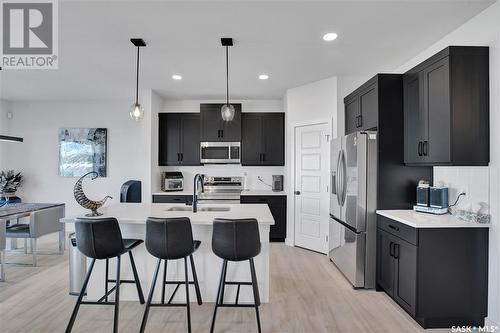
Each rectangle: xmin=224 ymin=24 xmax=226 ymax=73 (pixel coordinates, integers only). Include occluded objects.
xmin=198 ymin=176 xmax=243 ymax=203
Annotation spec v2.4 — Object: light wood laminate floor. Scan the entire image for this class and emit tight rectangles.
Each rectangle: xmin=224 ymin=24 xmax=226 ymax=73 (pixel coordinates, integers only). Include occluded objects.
xmin=0 ymin=234 xmax=446 ymax=333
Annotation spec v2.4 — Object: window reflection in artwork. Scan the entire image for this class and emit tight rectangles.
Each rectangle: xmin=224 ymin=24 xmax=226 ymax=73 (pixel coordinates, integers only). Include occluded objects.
xmin=58 ymin=128 xmax=107 ymax=177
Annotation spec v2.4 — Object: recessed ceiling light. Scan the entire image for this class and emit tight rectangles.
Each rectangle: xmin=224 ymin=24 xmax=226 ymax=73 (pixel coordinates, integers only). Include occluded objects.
xmin=323 ymin=32 xmax=338 ymax=41
xmin=172 ymin=74 xmax=182 ymax=80
xmin=258 ymin=74 xmax=269 ymax=80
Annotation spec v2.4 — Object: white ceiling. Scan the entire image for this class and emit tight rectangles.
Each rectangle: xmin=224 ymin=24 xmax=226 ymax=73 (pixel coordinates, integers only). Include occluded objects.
xmin=0 ymin=0 xmax=495 ymax=101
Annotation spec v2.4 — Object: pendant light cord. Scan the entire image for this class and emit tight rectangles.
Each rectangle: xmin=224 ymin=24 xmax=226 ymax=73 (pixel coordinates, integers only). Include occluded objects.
xmin=135 ymin=46 xmax=140 ymax=105
xmin=225 ymin=46 xmax=229 ymax=105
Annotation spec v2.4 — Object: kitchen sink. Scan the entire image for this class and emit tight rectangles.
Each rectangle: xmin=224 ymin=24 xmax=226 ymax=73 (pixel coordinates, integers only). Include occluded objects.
xmin=167 ymin=206 xmax=230 ymax=212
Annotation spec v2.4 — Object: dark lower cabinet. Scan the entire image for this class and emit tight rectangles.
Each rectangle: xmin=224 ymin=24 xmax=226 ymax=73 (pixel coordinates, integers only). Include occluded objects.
xmin=159 ymin=113 xmax=200 ymax=166
xmin=152 ymin=194 xmax=192 ymax=205
xmin=377 ymin=216 xmax=488 ymax=329
xmin=240 ymin=195 xmax=286 ymax=242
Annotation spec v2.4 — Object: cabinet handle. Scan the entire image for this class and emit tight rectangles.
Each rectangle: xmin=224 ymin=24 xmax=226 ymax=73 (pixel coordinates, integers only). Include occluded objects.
xmin=423 ymin=141 xmax=428 ymax=156
xmin=394 ymin=243 xmax=400 ymax=259
xmin=418 ymin=142 xmax=422 ymax=156
xmin=389 ymin=241 xmax=394 ymax=257
xmin=220 ymin=129 xmax=224 ymax=138
xmin=388 ymin=224 xmax=400 ymax=231
xmin=180 ymin=153 xmax=183 ymax=161
xmin=217 ymin=130 xmax=220 ymax=138
xmin=358 ymin=115 xmax=362 ymax=128
xmin=262 ymin=153 xmax=265 ymax=162
xmin=177 ymin=153 xmax=180 ymax=161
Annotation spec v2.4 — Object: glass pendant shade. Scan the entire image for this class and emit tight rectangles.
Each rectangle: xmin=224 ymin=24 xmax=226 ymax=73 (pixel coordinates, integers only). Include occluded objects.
xmin=129 ymin=103 xmax=144 ymax=121
xmin=221 ymin=103 xmax=235 ymax=122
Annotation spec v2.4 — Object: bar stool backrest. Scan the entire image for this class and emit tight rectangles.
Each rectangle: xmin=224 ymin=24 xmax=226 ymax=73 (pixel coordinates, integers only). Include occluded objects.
xmin=212 ymin=218 xmax=261 ymax=261
xmin=75 ymin=217 xmax=125 ymax=259
xmin=146 ymin=217 xmax=194 ymax=259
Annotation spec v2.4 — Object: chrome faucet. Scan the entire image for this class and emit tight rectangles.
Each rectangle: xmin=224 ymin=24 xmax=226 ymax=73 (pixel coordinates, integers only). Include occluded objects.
xmin=192 ymin=174 xmax=205 ymax=213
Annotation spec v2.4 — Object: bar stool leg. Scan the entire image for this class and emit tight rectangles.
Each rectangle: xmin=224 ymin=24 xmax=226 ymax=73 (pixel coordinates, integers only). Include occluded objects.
xmin=249 ymin=258 xmax=262 ymax=333
xmin=210 ymin=260 xmax=227 ymax=333
xmin=189 ymin=254 xmax=202 ymax=305
xmin=65 ymin=258 xmax=96 ymax=333
xmin=113 ymin=255 xmax=121 ymax=333
xmin=161 ymin=259 xmax=167 ymax=304
xmin=140 ymin=258 xmax=161 ymax=333
xmin=105 ymin=259 xmax=109 ymax=302
xmin=184 ymin=257 xmax=191 ymax=333
xmin=128 ymin=251 xmax=145 ymax=304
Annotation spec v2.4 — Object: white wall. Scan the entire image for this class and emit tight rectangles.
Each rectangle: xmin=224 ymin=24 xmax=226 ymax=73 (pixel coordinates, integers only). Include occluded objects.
xmin=284 ymin=77 xmax=337 ymax=245
xmin=1 ymin=99 xmax=152 ymax=217
xmin=391 ymin=3 xmax=500 ymax=326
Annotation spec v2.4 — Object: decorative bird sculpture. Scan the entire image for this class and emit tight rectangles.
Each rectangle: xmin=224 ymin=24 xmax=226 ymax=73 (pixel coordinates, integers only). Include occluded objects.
xmin=73 ymin=171 xmax=112 ymax=217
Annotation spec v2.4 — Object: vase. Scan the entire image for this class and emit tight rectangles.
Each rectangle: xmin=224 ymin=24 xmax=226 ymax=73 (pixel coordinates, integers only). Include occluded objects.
xmin=1 ymin=191 xmax=21 ymax=204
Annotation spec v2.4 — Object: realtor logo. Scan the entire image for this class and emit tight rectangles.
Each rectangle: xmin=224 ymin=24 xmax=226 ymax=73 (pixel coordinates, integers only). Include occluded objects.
xmin=1 ymin=0 xmax=58 ymax=69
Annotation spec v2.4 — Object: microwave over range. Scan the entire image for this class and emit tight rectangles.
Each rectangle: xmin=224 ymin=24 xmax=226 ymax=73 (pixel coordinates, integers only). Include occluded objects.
xmin=200 ymin=142 xmax=240 ymax=164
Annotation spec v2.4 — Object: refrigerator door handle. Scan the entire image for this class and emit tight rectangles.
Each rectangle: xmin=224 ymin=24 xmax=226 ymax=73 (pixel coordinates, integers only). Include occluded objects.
xmin=335 ymin=150 xmax=342 ymax=206
xmin=340 ymin=149 xmax=347 ymax=206
xmin=331 ymin=172 xmax=336 ymax=194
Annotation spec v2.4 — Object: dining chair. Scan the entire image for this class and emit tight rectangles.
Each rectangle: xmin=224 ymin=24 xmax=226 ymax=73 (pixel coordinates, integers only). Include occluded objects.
xmin=6 ymin=205 xmax=65 ymax=266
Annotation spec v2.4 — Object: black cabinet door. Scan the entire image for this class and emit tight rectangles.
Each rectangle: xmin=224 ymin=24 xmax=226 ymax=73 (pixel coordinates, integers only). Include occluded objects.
xmin=200 ymin=103 xmax=241 ymax=142
xmin=403 ymin=73 xmax=424 ymax=164
xmin=424 ymin=57 xmax=451 ymax=164
xmin=241 ymin=112 xmax=285 ymax=166
xmin=262 ymin=114 xmax=285 ymax=166
xmin=241 ymin=114 xmax=263 ymax=165
xmin=268 ymin=202 xmax=286 ymax=241
xmin=159 ymin=114 xmax=181 ymax=166
xmin=200 ymin=104 xmax=222 ymax=142
xmin=377 ymin=229 xmax=395 ymax=296
xmin=221 ymin=104 xmax=242 ymax=141
xmin=180 ymin=115 xmax=200 ymax=165
xmin=394 ymin=239 xmax=417 ymax=316
xmin=359 ymin=85 xmax=378 ymax=131
xmin=240 ymin=195 xmax=287 ymax=242
xmin=345 ymin=98 xmax=360 ymax=135
xmin=152 ymin=195 xmax=192 ymax=204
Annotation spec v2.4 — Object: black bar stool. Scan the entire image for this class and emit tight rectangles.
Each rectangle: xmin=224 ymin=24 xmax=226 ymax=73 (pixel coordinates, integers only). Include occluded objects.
xmin=210 ymin=218 xmax=262 ymax=333
xmin=140 ymin=217 xmax=202 ymax=333
xmin=65 ymin=217 xmax=145 ymax=333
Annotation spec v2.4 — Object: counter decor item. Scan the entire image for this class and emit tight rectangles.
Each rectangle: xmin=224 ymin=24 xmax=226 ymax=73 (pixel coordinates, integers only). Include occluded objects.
xmin=59 ymin=128 xmax=107 ymax=177
xmin=73 ymin=171 xmax=112 ymax=216
xmin=0 ymin=170 xmax=23 ymax=206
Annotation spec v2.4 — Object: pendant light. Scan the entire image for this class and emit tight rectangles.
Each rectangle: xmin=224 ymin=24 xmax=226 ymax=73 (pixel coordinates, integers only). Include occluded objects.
xmin=129 ymin=38 xmax=146 ymax=121
xmin=221 ymin=38 xmax=235 ymax=122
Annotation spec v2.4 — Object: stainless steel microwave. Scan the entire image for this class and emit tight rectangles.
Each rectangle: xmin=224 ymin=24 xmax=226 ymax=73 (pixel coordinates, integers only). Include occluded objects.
xmin=200 ymin=142 xmax=240 ymax=164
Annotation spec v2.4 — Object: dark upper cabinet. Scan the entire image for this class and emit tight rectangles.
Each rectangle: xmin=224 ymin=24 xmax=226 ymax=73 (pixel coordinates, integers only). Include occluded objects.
xmin=241 ymin=113 xmax=285 ymax=166
xmin=158 ymin=113 xmax=200 ymax=166
xmin=377 ymin=216 xmax=489 ymax=329
xmin=344 ymin=80 xmax=378 ymax=134
xmin=403 ymin=46 xmax=489 ymax=166
xmin=200 ymin=103 xmax=241 ymax=142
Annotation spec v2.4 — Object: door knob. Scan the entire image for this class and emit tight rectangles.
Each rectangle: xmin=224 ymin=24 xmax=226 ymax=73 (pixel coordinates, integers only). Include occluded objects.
xmin=294 ymin=191 xmax=301 ymax=195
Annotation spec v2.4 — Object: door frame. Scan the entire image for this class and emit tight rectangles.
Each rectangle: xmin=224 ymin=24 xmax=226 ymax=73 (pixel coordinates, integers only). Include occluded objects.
xmin=287 ymin=119 xmax=333 ymax=250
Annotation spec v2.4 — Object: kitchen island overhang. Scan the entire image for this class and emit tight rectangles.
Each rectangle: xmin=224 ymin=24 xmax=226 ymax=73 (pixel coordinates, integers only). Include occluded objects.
xmin=61 ymin=203 xmax=274 ymax=303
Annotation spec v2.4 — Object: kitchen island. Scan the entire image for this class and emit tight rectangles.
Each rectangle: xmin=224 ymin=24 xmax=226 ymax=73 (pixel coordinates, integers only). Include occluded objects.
xmin=61 ymin=203 xmax=274 ymax=303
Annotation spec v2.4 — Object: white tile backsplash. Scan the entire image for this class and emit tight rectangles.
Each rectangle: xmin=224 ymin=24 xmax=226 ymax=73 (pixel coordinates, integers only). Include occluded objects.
xmin=433 ymin=166 xmax=490 ymax=215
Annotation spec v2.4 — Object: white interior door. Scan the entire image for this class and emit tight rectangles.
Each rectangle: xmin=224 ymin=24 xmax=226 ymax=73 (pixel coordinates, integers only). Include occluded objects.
xmin=294 ymin=123 xmax=330 ymax=253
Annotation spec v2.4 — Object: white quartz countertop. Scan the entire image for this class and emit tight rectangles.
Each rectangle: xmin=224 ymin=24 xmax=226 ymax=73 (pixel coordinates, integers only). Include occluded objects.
xmin=376 ymin=210 xmax=490 ymax=228
xmin=241 ymin=190 xmax=286 ymax=196
xmin=152 ymin=191 xmax=192 ymax=196
xmin=61 ymin=203 xmax=275 ymax=225
xmin=152 ymin=190 xmax=286 ymax=196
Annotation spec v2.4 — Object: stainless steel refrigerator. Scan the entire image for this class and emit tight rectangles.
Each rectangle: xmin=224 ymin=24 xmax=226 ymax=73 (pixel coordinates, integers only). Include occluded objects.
xmin=329 ymin=131 xmax=377 ymax=289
